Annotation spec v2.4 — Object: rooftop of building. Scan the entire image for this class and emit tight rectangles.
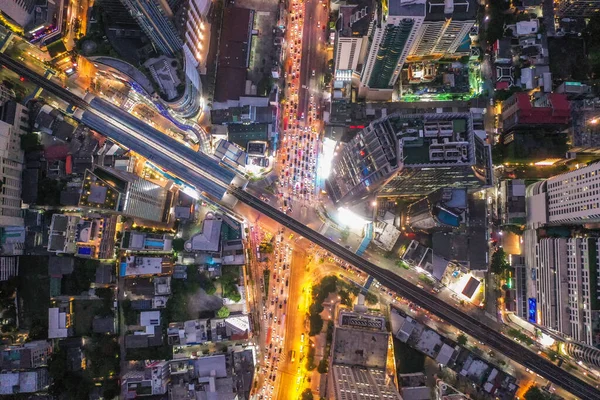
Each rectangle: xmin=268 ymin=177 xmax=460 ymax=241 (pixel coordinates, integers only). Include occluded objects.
xmin=424 ymin=0 xmax=477 ymax=21
xmin=120 ymin=256 xmax=164 ymax=276
xmin=185 ymin=214 xmax=222 ymax=252
xmin=332 ymin=325 xmax=389 ymax=368
xmin=227 ymin=123 xmax=270 ymax=148
xmin=502 ymin=92 xmax=570 ymax=126
xmin=337 ymin=0 xmax=374 ymax=37
xmin=388 ymin=0 xmax=426 ymax=17
xmin=0 ymin=370 xmax=46 ymax=394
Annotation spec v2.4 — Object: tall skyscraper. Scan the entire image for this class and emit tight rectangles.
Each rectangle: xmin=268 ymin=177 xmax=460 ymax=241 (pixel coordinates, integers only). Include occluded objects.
xmin=408 ymin=0 xmax=476 ymax=59
xmin=556 ymin=0 xmax=600 ymax=17
xmin=526 ymin=162 xmax=600 ymax=228
xmin=526 ymin=236 xmax=600 ymax=348
xmin=359 ymin=0 xmax=426 ymax=99
xmin=326 ymin=112 xmax=492 ymax=205
xmin=119 ymin=0 xmax=183 ymax=56
xmin=333 ymin=0 xmax=374 ymax=80
xmin=0 ymin=101 xmax=28 ymax=227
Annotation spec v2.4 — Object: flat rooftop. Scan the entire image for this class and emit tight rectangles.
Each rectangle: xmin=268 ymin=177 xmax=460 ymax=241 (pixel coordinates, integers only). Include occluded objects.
xmin=332 ymin=326 xmax=389 ymax=368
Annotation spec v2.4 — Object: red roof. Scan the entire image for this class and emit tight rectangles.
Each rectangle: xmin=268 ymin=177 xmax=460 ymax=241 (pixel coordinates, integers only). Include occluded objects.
xmin=513 ymin=92 xmax=570 ymax=125
xmin=44 ymin=145 xmax=70 ymax=160
xmin=65 ymin=154 xmax=72 ymax=175
xmin=495 ymin=81 xmax=510 ymax=90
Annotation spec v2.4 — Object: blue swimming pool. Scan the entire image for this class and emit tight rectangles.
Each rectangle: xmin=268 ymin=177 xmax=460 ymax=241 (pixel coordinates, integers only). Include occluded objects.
xmin=145 ymin=239 xmax=164 ymax=248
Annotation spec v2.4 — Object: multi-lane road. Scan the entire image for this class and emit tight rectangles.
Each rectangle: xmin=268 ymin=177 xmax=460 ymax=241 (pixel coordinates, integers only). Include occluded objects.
xmin=2 ymin=53 xmax=599 ymax=399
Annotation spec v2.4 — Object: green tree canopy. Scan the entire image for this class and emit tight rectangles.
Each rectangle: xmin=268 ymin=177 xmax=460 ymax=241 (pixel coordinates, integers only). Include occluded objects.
xmin=490 ymin=248 xmax=510 ymax=275
xmin=216 ymin=305 xmax=230 ymax=318
xmin=301 ymin=388 xmax=314 ymax=400
xmin=457 ymin=334 xmax=468 ymax=346
xmin=172 ymin=238 xmax=185 ymax=252
xmin=524 ymin=386 xmax=552 ymax=400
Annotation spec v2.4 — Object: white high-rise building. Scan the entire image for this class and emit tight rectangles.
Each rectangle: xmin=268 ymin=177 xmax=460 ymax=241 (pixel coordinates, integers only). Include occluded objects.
xmin=182 ymin=0 xmax=211 ymax=75
xmin=333 ymin=0 xmax=374 ymax=80
xmin=0 ymin=101 xmax=28 ymax=227
xmin=528 ymin=236 xmax=600 ymax=347
xmin=359 ymin=0 xmax=426 ymax=100
xmin=408 ymin=0 xmax=476 ymax=59
xmin=527 ymin=162 xmax=600 ymax=228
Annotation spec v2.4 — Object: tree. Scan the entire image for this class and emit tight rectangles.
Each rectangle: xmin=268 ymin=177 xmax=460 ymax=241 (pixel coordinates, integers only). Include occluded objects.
xmin=340 ymin=226 xmax=350 ymax=242
xmin=364 ymin=291 xmax=378 ymax=305
xmin=309 ymin=313 xmax=324 ymax=336
xmin=216 ymin=306 xmax=230 ymax=318
xmin=172 ymin=238 xmax=185 ymax=252
xmin=20 ymin=132 xmax=42 ymax=152
xmin=457 ymin=334 xmax=468 ymax=346
xmin=490 ymin=248 xmax=510 ymax=275
xmin=301 ymin=388 xmax=314 ymax=400
xmin=524 ymin=386 xmax=552 ymax=400
xmin=317 ymin=359 xmax=329 ymax=373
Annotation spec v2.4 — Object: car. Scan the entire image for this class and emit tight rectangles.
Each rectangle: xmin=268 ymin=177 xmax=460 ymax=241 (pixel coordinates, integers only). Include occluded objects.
xmin=312 ymin=70 xmax=315 ymax=77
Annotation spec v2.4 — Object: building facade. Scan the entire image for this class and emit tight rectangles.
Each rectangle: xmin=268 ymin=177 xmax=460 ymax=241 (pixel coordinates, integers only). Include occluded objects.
xmin=326 ymin=112 xmax=492 ymax=205
xmin=119 ymin=0 xmax=183 ymax=56
xmin=0 ymin=101 xmax=28 ymax=227
xmin=529 ymin=237 xmax=600 ymax=347
xmin=408 ymin=0 xmax=476 ymax=59
xmin=526 ymin=161 xmax=600 ymax=228
xmin=499 ymin=179 xmax=526 ymax=225
xmin=334 ymin=0 xmax=373 ymax=80
xmin=359 ymin=0 xmax=425 ymax=99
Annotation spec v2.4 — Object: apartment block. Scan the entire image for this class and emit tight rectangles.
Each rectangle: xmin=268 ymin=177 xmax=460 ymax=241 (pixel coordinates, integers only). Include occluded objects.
xmin=326 ymin=112 xmax=492 ymax=205
xmin=119 ymin=0 xmax=183 ymax=56
xmin=409 ymin=0 xmax=476 ymax=59
xmin=0 ymin=101 xmax=28 ymax=227
xmin=334 ymin=0 xmax=374 ymax=79
xmin=359 ymin=0 xmax=425 ymax=100
xmin=527 ymin=236 xmax=600 ymax=347
xmin=526 ymin=161 xmax=600 ymax=228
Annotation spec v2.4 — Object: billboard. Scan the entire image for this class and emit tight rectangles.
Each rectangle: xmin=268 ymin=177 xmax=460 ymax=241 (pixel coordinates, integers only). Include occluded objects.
xmin=528 ymin=298 xmax=537 ymax=324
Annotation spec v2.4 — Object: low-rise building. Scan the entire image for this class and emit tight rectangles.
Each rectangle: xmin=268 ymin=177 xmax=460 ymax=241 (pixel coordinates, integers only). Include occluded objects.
xmin=390 ymin=307 xmax=518 ymax=399
xmin=0 ymin=369 xmax=49 ymax=395
xmin=48 ymin=214 xmax=118 ymax=259
xmin=121 ymin=231 xmax=173 ymax=252
xmin=48 ymin=303 xmax=72 ymax=339
xmin=499 ymin=179 xmax=526 ymax=226
xmin=501 ymin=92 xmax=570 ymax=133
xmin=167 ymin=314 xmax=251 ymax=346
xmin=0 ymin=341 xmax=52 ymax=370
xmin=119 ymin=256 xmax=172 ymax=277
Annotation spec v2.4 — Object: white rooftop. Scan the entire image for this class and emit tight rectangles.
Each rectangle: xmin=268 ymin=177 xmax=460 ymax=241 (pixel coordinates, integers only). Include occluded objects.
xmin=48 ymin=308 xmax=68 ymax=339
xmin=140 ymin=311 xmax=161 ymax=327
xmin=123 ymin=256 xmax=162 ymax=276
xmin=435 ymin=343 xmax=455 ymax=366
